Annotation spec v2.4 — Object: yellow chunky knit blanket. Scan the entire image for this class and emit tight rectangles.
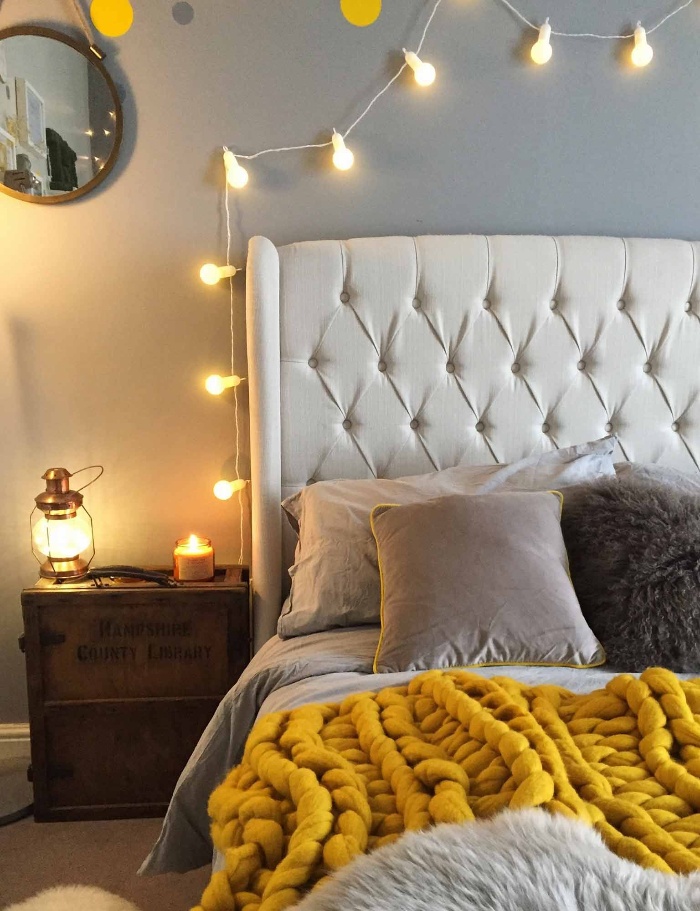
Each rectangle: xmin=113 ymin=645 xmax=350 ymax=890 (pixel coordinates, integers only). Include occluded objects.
xmin=194 ymin=667 xmax=700 ymax=911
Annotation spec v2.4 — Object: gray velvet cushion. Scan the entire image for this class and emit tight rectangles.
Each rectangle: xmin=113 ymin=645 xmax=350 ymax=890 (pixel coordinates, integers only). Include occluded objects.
xmin=561 ymin=474 xmax=700 ymax=672
xmin=279 ymin=436 xmax=616 ymax=638
xmin=371 ymin=491 xmax=605 ymax=673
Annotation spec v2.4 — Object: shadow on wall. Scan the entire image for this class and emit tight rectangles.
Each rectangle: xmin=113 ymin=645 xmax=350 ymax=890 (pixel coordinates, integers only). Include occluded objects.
xmin=6 ymin=315 xmax=45 ymax=451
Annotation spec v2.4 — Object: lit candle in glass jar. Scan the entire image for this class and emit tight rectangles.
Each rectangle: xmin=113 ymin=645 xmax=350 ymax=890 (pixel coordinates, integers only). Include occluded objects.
xmin=173 ymin=534 xmax=214 ymax=582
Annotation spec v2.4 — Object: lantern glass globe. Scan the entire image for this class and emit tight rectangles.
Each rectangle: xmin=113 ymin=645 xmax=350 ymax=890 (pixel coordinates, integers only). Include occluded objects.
xmin=32 ymin=515 xmax=92 ymax=560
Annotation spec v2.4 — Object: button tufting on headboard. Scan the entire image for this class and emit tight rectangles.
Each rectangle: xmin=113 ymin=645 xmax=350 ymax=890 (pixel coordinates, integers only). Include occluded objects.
xmin=247 ymin=233 xmax=700 ymax=649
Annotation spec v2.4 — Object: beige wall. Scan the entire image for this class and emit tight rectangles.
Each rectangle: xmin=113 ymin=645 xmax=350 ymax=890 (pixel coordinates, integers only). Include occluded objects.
xmin=2 ymin=0 xmax=700 ymax=721
xmin=0 ymin=2 xmax=251 ymax=722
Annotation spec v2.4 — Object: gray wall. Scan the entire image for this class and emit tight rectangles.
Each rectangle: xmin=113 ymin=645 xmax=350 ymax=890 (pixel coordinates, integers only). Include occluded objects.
xmin=1 ymin=0 xmax=699 ymax=722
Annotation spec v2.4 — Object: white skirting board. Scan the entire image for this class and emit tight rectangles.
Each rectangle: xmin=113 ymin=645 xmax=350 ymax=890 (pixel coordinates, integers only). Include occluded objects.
xmin=0 ymin=724 xmax=30 ymax=760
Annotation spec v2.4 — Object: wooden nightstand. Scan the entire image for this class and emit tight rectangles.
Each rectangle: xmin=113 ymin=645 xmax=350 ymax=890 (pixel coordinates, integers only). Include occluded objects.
xmin=20 ymin=565 xmax=250 ymax=821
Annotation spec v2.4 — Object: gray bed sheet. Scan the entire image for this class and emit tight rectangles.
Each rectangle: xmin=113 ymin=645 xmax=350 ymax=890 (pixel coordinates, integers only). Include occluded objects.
xmin=140 ymin=625 xmax=689 ymax=876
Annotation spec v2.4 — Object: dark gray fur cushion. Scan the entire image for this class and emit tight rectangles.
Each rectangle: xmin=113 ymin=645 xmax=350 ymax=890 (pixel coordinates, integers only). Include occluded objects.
xmin=561 ymin=476 xmax=700 ymax=672
xmin=613 ymin=461 xmax=700 ymax=495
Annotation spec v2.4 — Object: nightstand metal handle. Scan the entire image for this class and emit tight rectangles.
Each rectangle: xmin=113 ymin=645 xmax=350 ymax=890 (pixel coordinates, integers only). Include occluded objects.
xmin=18 ymin=631 xmax=66 ymax=651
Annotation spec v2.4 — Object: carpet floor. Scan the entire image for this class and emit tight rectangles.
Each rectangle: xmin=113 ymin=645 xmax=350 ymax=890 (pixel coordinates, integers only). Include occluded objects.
xmin=0 ymin=815 xmax=209 ymax=911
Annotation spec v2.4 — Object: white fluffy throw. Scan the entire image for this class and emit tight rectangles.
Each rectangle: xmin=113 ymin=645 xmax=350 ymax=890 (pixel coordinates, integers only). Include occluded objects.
xmin=293 ymin=809 xmax=700 ymax=911
xmin=3 ymin=885 xmax=140 ymax=911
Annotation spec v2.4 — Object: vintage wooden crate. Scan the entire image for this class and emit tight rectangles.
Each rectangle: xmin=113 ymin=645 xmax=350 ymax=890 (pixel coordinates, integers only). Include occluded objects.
xmin=20 ymin=566 xmax=250 ymax=821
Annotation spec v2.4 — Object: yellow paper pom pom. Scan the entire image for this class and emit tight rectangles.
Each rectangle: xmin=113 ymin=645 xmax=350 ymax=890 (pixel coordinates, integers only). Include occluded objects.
xmin=90 ymin=0 xmax=134 ymax=38
xmin=340 ymin=0 xmax=381 ymax=28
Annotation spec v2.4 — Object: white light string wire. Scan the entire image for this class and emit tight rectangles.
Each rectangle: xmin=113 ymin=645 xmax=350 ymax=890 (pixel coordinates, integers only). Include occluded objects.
xmin=224 ymin=184 xmax=245 ymax=567
xmin=232 ymin=0 xmax=443 ymax=162
xmin=496 ymin=0 xmax=695 ymax=39
xmin=215 ymin=0 xmax=442 ymax=557
xmin=225 ymin=0 xmax=694 ymax=162
xmin=343 ymin=0 xmax=443 ymax=138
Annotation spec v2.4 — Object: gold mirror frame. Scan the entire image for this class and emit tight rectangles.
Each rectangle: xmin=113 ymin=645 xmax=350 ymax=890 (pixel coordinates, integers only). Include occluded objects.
xmin=0 ymin=25 xmax=123 ymax=205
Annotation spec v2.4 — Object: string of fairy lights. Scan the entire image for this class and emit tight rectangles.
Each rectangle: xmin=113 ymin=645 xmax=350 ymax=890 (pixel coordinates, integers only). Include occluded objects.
xmin=200 ymin=0 xmax=695 ymax=514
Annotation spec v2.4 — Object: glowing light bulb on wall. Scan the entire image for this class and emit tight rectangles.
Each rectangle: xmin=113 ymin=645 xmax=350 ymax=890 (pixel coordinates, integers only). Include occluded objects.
xmin=205 ymin=374 xmax=243 ymax=395
xmin=223 ymin=150 xmax=249 ymax=188
xmin=214 ymin=479 xmax=248 ymax=500
xmin=332 ymin=131 xmax=354 ymax=171
xmin=200 ymin=263 xmax=238 ymax=285
xmin=531 ymin=19 xmax=553 ymax=65
xmin=403 ymin=50 xmax=436 ymax=86
xmin=631 ymin=24 xmax=653 ymax=67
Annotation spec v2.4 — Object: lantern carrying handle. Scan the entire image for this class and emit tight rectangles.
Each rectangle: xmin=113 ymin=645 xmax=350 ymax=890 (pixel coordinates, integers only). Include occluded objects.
xmin=84 ymin=566 xmax=179 ymax=587
xmin=72 ymin=464 xmax=104 ymax=492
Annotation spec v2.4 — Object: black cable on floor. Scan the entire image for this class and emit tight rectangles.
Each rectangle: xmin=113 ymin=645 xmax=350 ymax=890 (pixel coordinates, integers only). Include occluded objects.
xmin=0 ymin=803 xmax=33 ymax=827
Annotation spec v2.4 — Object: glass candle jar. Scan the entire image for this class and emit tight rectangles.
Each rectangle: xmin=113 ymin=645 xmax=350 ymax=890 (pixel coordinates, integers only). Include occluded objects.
xmin=173 ymin=534 xmax=215 ymax=582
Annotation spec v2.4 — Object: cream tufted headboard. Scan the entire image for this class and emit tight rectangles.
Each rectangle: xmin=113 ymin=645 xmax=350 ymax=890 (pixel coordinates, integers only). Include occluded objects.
xmin=246 ymin=234 xmax=700 ymax=649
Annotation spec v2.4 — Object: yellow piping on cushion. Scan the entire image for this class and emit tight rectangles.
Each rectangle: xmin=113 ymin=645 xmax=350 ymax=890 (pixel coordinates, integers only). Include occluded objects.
xmin=370 ymin=503 xmax=401 ymax=674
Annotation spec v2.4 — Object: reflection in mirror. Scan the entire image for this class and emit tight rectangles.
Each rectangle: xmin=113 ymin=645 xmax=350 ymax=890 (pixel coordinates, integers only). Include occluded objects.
xmin=0 ymin=28 xmax=122 ymax=203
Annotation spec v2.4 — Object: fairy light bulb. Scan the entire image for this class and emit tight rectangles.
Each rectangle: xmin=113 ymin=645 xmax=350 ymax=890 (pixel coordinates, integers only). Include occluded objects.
xmin=531 ymin=19 xmax=553 ymax=65
xmin=403 ymin=50 xmax=436 ymax=87
xmin=205 ymin=374 xmax=242 ymax=395
xmin=200 ymin=263 xmax=238 ymax=285
xmin=214 ymin=479 xmax=248 ymax=500
xmin=223 ymin=149 xmax=249 ymax=188
xmin=331 ymin=131 xmax=354 ymax=171
xmin=631 ymin=24 xmax=653 ymax=67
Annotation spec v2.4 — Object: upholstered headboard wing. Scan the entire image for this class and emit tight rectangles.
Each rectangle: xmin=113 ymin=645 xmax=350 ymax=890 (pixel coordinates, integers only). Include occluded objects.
xmin=246 ymin=234 xmax=700 ymax=649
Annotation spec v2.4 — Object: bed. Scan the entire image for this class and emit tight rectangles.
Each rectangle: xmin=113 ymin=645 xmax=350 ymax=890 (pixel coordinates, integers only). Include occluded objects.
xmin=140 ymin=233 xmax=700 ymax=881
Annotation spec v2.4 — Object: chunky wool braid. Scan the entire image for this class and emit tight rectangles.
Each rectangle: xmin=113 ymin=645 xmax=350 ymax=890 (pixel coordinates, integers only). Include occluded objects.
xmin=193 ymin=668 xmax=700 ymax=911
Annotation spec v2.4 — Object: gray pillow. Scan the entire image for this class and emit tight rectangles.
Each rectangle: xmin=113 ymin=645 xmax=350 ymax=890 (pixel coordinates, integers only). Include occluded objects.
xmin=561 ymin=476 xmax=700 ymax=672
xmin=371 ymin=491 xmax=605 ymax=673
xmin=279 ymin=437 xmax=616 ymax=638
xmin=614 ymin=461 xmax=700 ymax=495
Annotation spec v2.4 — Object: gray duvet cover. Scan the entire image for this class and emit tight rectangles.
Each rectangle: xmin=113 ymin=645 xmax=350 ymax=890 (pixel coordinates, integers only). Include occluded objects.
xmin=140 ymin=626 xmax=686 ymax=875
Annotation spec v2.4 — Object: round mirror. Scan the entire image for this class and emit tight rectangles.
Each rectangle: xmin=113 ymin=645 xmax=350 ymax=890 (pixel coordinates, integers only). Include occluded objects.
xmin=0 ymin=26 xmax=122 ymax=204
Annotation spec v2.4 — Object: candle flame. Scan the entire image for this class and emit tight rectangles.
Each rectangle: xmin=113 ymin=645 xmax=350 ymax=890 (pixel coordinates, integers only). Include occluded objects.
xmin=187 ymin=534 xmax=200 ymax=551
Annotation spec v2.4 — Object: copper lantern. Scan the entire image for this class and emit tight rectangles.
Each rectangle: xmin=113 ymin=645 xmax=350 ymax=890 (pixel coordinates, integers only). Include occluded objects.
xmin=30 ymin=467 xmax=101 ymax=580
